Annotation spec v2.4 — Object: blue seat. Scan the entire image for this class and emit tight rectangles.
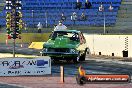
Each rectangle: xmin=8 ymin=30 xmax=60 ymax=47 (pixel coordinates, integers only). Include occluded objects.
xmin=0 ymin=0 xmax=121 ymax=27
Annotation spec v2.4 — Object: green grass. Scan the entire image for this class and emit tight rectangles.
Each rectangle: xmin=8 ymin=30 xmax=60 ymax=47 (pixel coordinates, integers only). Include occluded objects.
xmin=1 ymin=26 xmax=132 ymax=34
xmin=1 ymin=26 xmax=114 ymax=31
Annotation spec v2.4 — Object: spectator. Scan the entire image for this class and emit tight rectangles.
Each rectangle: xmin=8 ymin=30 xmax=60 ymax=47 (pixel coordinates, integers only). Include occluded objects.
xmin=80 ymin=12 xmax=86 ymax=21
xmin=23 ymin=22 xmax=27 ymax=32
xmin=109 ymin=4 xmax=113 ymax=11
xmin=76 ymin=1 xmax=82 ymax=10
xmin=61 ymin=13 xmax=66 ymax=22
xmin=24 ymin=23 xmax=27 ymax=32
xmin=37 ymin=22 xmax=42 ymax=33
xmin=99 ymin=4 xmax=104 ymax=11
xmin=85 ymin=0 xmax=92 ymax=9
xmin=71 ymin=12 xmax=77 ymax=25
xmin=54 ymin=21 xmax=67 ymax=31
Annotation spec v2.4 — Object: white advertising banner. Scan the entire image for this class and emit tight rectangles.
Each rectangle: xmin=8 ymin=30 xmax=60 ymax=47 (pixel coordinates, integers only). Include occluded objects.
xmin=0 ymin=57 xmax=51 ymax=76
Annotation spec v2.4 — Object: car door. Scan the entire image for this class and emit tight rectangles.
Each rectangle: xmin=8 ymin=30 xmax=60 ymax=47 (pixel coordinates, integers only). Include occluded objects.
xmin=81 ymin=32 xmax=87 ymax=51
xmin=81 ymin=32 xmax=87 ymax=50
xmin=77 ymin=32 xmax=86 ymax=53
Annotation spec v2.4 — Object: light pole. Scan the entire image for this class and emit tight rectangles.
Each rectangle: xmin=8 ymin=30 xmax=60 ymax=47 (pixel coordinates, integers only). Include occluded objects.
xmin=104 ymin=11 xmax=106 ymax=34
xmin=99 ymin=4 xmax=113 ymax=34
xmin=45 ymin=12 xmax=48 ymax=28
xmin=32 ymin=10 xmax=34 ymax=32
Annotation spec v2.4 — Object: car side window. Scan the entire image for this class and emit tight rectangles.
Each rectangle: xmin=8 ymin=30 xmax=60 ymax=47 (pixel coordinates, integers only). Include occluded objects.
xmin=79 ymin=33 xmax=86 ymax=44
xmin=70 ymin=33 xmax=79 ymax=41
xmin=81 ymin=33 xmax=86 ymax=43
xmin=79 ymin=34 xmax=83 ymax=44
xmin=51 ymin=32 xmax=57 ymax=40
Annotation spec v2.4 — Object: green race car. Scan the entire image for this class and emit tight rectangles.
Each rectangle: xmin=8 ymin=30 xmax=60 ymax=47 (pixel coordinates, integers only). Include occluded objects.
xmin=41 ymin=30 xmax=88 ymax=63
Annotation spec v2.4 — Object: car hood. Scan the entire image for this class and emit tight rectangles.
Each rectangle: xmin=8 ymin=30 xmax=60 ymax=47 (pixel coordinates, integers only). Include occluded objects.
xmin=44 ymin=36 xmax=79 ymax=48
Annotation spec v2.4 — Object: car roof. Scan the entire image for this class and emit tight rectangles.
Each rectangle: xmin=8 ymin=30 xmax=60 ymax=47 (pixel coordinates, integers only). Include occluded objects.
xmin=54 ymin=30 xmax=80 ymax=33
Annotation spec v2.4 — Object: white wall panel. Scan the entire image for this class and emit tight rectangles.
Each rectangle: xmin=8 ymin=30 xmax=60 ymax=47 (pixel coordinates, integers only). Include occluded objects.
xmin=84 ymin=34 xmax=132 ymax=57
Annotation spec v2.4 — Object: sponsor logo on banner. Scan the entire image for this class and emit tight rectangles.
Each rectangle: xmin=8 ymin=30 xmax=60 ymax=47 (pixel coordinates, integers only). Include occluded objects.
xmin=9 ymin=65 xmax=24 ymax=69
xmin=37 ymin=60 xmax=48 ymax=68
xmin=0 ymin=57 xmax=51 ymax=76
xmin=76 ymin=66 xmax=131 ymax=85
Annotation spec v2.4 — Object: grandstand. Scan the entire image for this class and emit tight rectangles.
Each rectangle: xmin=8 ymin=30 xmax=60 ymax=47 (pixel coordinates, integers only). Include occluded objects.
xmin=0 ymin=0 xmax=5 ymax=13
xmin=115 ymin=0 xmax=132 ymax=33
xmin=0 ymin=0 xmax=132 ymax=33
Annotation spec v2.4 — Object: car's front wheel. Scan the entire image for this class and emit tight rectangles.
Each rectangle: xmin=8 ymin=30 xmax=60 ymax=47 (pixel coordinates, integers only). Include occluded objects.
xmin=66 ymin=59 xmax=72 ymax=62
xmin=51 ymin=57 xmax=60 ymax=63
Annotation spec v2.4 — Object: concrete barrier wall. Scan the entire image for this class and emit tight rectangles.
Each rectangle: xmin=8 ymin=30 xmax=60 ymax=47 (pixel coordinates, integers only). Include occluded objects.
xmin=129 ymin=37 xmax=132 ymax=57
xmin=84 ymin=34 xmax=132 ymax=57
xmin=0 ymin=33 xmax=51 ymax=43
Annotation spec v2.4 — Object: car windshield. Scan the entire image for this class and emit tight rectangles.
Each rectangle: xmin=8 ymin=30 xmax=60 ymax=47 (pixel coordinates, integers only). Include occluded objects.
xmin=51 ymin=31 xmax=79 ymax=41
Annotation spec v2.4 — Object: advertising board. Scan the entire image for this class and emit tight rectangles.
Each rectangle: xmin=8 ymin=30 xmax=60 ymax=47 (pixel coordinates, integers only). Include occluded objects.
xmin=0 ymin=57 xmax=51 ymax=76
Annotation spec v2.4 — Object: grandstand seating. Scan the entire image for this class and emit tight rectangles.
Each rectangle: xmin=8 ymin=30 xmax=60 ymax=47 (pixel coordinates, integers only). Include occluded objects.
xmin=0 ymin=0 xmax=122 ymax=27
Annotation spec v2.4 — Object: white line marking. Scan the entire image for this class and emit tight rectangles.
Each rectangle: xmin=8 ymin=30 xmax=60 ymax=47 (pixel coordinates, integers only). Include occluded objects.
xmin=0 ymin=82 xmax=31 ymax=88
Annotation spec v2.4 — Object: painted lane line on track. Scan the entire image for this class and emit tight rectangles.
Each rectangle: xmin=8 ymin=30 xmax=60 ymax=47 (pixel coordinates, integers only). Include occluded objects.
xmin=86 ymin=57 xmax=132 ymax=66
xmin=0 ymin=82 xmax=30 ymax=88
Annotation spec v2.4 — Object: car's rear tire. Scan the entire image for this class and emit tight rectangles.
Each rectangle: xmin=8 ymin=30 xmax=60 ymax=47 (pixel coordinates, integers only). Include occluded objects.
xmin=80 ymin=49 xmax=87 ymax=61
xmin=73 ymin=53 xmax=80 ymax=63
xmin=76 ymin=75 xmax=86 ymax=85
